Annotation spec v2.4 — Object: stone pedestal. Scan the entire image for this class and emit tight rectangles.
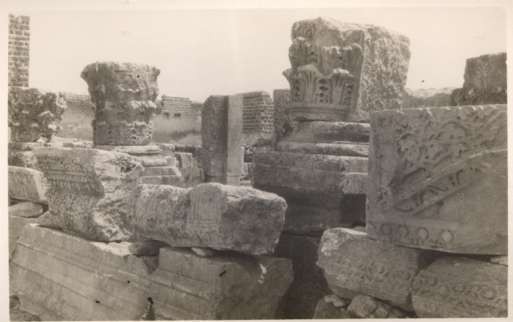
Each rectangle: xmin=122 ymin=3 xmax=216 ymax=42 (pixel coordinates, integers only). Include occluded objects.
xmin=367 ymin=104 xmax=507 ymax=255
xmin=81 ymin=62 xmax=160 ymax=146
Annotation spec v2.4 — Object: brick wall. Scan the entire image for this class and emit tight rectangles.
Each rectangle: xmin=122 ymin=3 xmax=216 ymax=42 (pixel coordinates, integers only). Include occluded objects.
xmin=240 ymin=91 xmax=274 ymax=146
xmin=9 ymin=15 xmax=30 ymax=88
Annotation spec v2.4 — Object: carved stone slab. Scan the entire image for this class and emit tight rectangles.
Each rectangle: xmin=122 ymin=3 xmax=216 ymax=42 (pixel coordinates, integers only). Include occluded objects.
xmin=317 ymin=227 xmax=433 ymax=310
xmin=367 ymin=104 xmax=507 ymax=254
xmin=34 ymin=147 xmax=143 ymax=241
xmin=412 ymin=257 xmax=507 ymax=317
xmin=283 ymin=17 xmax=410 ymax=122
xmin=8 ymin=166 xmax=47 ymax=204
xmin=81 ymin=62 xmax=160 ymax=146
xmin=131 ymin=183 xmax=287 ymax=255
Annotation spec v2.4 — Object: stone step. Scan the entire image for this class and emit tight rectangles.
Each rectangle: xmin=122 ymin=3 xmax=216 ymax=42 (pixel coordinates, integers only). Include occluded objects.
xmin=282 ymin=121 xmax=370 ymax=143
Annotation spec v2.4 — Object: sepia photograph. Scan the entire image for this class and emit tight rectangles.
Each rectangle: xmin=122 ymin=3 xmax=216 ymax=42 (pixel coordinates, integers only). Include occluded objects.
xmin=3 ymin=0 xmax=510 ymax=320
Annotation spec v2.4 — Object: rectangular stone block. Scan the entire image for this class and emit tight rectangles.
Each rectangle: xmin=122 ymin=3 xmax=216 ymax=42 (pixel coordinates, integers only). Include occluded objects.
xmin=131 ymin=183 xmax=287 ymax=255
xmin=201 ymin=95 xmax=243 ymax=184
xmin=275 ymin=233 xmax=330 ymax=318
xmin=8 ymin=201 xmax=44 ymax=218
xmin=34 ymin=147 xmax=143 ymax=242
xmin=412 ymin=257 xmax=507 ymax=317
xmin=317 ymin=227 xmax=434 ymax=311
xmin=367 ymin=104 xmax=507 ymax=255
xmin=9 ymin=216 xmax=39 ymax=259
xmin=10 ymin=224 xmax=293 ymax=320
xmin=8 ymin=166 xmax=47 ymax=204
xmin=10 ymin=224 xmax=156 ymax=321
xmin=152 ymin=247 xmax=293 ymax=319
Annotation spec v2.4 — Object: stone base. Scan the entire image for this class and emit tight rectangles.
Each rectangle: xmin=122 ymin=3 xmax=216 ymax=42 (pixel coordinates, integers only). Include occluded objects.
xmin=10 ymin=224 xmax=293 ymax=320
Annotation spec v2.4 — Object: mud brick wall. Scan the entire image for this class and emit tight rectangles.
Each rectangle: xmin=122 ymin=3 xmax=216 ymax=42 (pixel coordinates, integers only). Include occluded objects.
xmin=9 ymin=15 xmax=30 ymax=88
xmin=241 ymin=92 xmax=274 ymax=145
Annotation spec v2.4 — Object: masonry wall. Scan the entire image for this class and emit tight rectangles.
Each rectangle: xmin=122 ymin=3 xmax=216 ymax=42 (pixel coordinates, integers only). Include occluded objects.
xmin=9 ymin=15 xmax=30 ymax=88
xmin=241 ymin=91 xmax=274 ymax=145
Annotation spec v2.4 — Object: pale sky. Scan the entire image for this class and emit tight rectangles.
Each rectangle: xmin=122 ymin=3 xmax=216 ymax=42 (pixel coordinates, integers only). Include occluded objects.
xmin=24 ymin=7 xmax=507 ymax=102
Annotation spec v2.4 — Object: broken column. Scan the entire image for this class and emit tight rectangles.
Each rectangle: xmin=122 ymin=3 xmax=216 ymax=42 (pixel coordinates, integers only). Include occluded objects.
xmin=367 ymin=104 xmax=507 ymax=254
xmin=81 ymin=62 xmax=183 ymax=185
xmin=201 ymin=94 xmax=244 ymax=185
xmin=252 ymin=17 xmax=411 ymax=318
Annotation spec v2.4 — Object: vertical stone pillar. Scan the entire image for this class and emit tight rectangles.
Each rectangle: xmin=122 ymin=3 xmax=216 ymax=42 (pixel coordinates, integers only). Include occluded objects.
xmin=9 ymin=15 xmax=30 ymax=88
xmin=81 ymin=62 xmax=160 ymax=146
xmin=201 ymin=94 xmax=243 ymax=185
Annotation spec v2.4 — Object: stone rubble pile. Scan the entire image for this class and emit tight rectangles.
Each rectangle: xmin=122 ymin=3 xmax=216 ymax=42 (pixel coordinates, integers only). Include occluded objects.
xmin=8 ymin=15 xmax=508 ymax=321
xmin=9 ymin=61 xmax=293 ymax=320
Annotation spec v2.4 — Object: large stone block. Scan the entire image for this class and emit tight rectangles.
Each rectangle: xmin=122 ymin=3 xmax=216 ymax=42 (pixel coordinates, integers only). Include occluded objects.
xmin=275 ymin=233 xmax=330 ymax=318
xmin=81 ymin=62 xmax=160 ymax=146
xmin=368 ymin=104 xmax=507 ymax=254
xmin=10 ymin=224 xmax=293 ymax=320
xmin=412 ymin=257 xmax=507 ymax=317
xmin=9 ymin=215 xmax=39 ymax=259
xmin=152 ymin=247 xmax=293 ymax=319
xmin=317 ymin=227 xmax=433 ymax=311
xmin=8 ymin=166 xmax=47 ymax=204
xmin=283 ymin=17 xmax=410 ymax=122
xmin=131 ymin=183 xmax=287 ymax=255
xmin=34 ymin=147 xmax=143 ymax=241
xmin=10 ymin=224 xmax=157 ymax=321
xmin=451 ymin=53 xmax=507 ymax=105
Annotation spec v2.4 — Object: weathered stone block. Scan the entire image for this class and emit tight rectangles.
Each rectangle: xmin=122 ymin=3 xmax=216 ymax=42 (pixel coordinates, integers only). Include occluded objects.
xmin=9 ymin=202 xmax=44 ymax=218
xmin=368 ymin=104 xmax=507 ymax=254
xmin=10 ymin=224 xmax=163 ymax=321
xmin=152 ymin=247 xmax=293 ymax=319
xmin=34 ymin=147 xmax=143 ymax=241
xmin=283 ymin=17 xmax=410 ymax=122
xmin=9 ymin=216 xmax=39 ymax=259
xmin=275 ymin=233 xmax=330 ymax=318
xmin=451 ymin=53 xmax=507 ymax=105
xmin=318 ymin=227 xmax=433 ymax=310
xmin=131 ymin=183 xmax=287 ymax=255
xmin=10 ymin=224 xmax=293 ymax=320
xmin=412 ymin=257 xmax=507 ymax=317
xmin=81 ymin=62 xmax=160 ymax=146
xmin=8 ymin=166 xmax=47 ymax=204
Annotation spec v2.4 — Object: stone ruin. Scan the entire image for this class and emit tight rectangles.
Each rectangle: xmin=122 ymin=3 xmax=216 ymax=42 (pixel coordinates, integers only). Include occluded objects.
xmin=8 ymin=15 xmax=508 ymax=320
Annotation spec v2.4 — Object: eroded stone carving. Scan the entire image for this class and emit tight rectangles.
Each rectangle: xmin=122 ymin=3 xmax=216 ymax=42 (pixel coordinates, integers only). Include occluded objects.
xmin=283 ymin=17 xmax=410 ymax=122
xmin=34 ymin=147 xmax=143 ymax=241
xmin=81 ymin=62 xmax=160 ymax=145
xmin=367 ymin=104 xmax=507 ymax=254
xmin=8 ymin=87 xmax=67 ymax=142
xmin=412 ymin=257 xmax=507 ymax=317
